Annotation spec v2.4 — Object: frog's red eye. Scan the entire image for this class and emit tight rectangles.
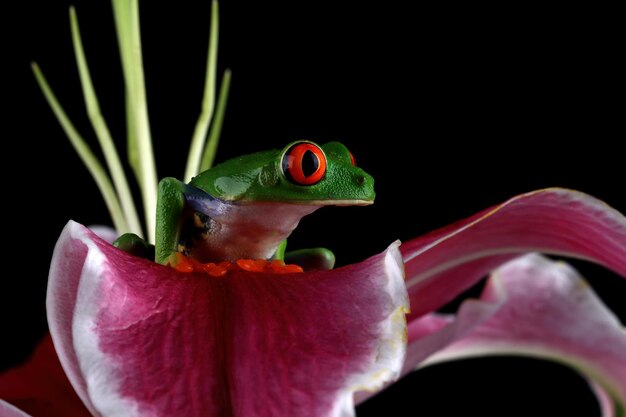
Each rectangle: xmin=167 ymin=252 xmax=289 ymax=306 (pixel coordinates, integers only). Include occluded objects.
xmin=281 ymin=142 xmax=327 ymax=185
xmin=349 ymin=151 xmax=357 ymax=166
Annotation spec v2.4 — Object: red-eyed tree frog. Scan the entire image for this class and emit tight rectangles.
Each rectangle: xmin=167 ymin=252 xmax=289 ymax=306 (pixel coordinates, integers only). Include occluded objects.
xmin=114 ymin=141 xmax=375 ymax=271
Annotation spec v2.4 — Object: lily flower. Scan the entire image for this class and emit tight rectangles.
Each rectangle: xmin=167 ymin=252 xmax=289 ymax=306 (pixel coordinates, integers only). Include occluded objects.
xmin=2 ymin=189 xmax=626 ymax=417
xmin=3 ymin=2 xmax=625 ymax=417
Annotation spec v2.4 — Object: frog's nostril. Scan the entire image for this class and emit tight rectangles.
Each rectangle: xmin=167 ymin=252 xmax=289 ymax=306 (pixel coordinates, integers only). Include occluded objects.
xmin=356 ymin=175 xmax=365 ymax=185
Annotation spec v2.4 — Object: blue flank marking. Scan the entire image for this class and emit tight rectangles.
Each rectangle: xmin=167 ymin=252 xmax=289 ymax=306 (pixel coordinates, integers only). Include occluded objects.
xmin=183 ymin=183 xmax=234 ymax=220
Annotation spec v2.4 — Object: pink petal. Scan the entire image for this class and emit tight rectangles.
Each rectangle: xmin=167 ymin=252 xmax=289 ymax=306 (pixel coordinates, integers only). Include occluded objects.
xmin=47 ymin=221 xmax=409 ymax=417
xmin=0 ymin=401 xmax=33 ymax=417
xmin=401 ymin=188 xmax=626 ymax=319
xmin=420 ymin=255 xmax=626 ymax=415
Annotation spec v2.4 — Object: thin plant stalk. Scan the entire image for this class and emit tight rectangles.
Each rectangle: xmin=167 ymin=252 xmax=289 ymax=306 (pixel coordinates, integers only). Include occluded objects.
xmin=200 ymin=69 xmax=231 ymax=172
xmin=32 ymin=63 xmax=129 ymax=233
xmin=70 ymin=6 xmax=143 ymax=237
xmin=185 ymin=0 xmax=219 ymax=181
xmin=111 ymin=0 xmax=158 ymax=243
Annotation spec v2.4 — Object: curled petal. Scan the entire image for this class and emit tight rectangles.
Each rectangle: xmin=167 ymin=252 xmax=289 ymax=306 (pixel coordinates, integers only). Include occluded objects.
xmin=401 ymin=188 xmax=626 ymax=319
xmin=47 ymin=221 xmax=409 ymax=417
xmin=420 ymin=255 xmax=626 ymax=416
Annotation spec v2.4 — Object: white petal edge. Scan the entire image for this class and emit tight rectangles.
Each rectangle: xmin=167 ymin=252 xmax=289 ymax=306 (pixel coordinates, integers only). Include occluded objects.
xmin=88 ymin=225 xmax=118 ymax=244
xmin=355 ymin=267 xmax=506 ymax=406
xmin=47 ymin=222 xmax=98 ymax=416
xmin=72 ymin=224 xmax=140 ymax=417
xmin=338 ymin=241 xmax=409 ymax=417
xmin=48 ymin=221 xmax=139 ymax=417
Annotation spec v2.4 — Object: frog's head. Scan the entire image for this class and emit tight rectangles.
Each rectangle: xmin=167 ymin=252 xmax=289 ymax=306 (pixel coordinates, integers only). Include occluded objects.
xmin=190 ymin=141 xmax=375 ymax=205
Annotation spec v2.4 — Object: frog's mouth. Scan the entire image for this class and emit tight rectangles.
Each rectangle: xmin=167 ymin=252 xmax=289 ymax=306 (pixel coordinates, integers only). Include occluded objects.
xmin=238 ymin=199 xmax=374 ymax=207
xmin=306 ymin=199 xmax=375 ymax=207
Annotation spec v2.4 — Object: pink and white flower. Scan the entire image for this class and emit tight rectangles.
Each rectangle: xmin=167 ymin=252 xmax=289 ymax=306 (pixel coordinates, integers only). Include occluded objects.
xmin=2 ymin=188 xmax=625 ymax=417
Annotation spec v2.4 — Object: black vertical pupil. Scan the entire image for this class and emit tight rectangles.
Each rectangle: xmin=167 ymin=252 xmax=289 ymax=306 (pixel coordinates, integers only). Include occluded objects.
xmin=301 ymin=150 xmax=319 ymax=177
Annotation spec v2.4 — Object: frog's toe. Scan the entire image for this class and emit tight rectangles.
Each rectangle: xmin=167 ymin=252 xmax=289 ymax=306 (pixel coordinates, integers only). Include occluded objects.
xmin=113 ymin=233 xmax=155 ymax=260
xmin=284 ymin=248 xmax=336 ymax=271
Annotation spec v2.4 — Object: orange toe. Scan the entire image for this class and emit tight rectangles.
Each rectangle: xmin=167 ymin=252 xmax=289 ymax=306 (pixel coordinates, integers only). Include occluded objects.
xmin=169 ymin=254 xmax=303 ymax=275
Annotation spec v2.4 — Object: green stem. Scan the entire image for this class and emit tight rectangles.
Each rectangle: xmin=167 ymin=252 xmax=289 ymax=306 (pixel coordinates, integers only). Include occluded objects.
xmin=32 ymin=63 xmax=128 ymax=233
xmin=199 ymin=69 xmax=231 ymax=172
xmin=111 ymin=0 xmax=158 ymax=243
xmin=184 ymin=0 xmax=219 ymax=181
xmin=70 ymin=6 xmax=143 ymax=237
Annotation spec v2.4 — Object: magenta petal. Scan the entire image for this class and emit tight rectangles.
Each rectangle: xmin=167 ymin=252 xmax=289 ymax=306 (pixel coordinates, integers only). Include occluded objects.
xmin=47 ymin=221 xmax=409 ymax=417
xmin=401 ymin=188 xmax=626 ymax=319
xmin=0 ymin=401 xmax=32 ymax=417
xmin=421 ymin=255 xmax=626 ymax=415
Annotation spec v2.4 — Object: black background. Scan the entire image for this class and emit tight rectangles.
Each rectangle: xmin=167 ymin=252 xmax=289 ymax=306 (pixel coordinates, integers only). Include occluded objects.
xmin=3 ymin=1 xmax=625 ymax=416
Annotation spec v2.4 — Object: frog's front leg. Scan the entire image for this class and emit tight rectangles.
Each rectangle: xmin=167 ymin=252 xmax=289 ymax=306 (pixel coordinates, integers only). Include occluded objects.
xmin=155 ymin=177 xmax=188 ymax=265
xmin=113 ymin=177 xmax=186 ymax=264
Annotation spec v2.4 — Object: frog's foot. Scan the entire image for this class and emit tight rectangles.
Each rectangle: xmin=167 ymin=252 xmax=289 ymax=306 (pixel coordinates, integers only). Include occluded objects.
xmin=284 ymin=248 xmax=336 ymax=271
xmin=168 ymin=253 xmax=232 ymax=277
xmin=113 ymin=233 xmax=155 ymax=260
xmin=168 ymin=253 xmax=304 ymax=276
